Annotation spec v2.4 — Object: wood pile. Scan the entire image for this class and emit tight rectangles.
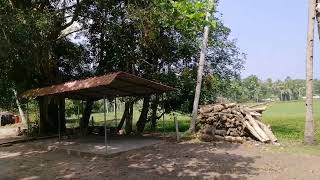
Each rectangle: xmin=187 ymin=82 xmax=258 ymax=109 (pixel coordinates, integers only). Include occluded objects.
xmin=197 ymin=103 xmax=277 ymax=143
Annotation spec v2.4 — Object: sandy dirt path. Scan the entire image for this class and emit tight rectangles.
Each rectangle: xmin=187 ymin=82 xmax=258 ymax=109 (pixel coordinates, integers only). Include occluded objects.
xmin=0 ymin=141 xmax=319 ymax=180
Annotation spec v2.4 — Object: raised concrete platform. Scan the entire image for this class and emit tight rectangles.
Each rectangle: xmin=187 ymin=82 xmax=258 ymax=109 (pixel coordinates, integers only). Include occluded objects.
xmin=30 ymin=135 xmax=163 ymax=157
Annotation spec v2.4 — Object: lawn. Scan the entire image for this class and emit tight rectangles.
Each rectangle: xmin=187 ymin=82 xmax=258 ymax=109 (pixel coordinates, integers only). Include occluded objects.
xmin=261 ymin=100 xmax=320 ymax=155
xmin=65 ymin=100 xmax=320 ymax=140
xmin=66 ymin=110 xmax=192 ymax=132
xmin=262 ymin=100 xmax=320 ymax=142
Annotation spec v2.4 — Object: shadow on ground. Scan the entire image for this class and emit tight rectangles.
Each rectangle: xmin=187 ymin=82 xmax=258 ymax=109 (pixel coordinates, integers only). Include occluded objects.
xmin=0 ymin=141 xmax=260 ymax=180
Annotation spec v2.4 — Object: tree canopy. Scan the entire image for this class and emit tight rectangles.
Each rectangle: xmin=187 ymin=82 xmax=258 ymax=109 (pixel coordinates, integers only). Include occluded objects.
xmin=0 ymin=0 xmax=245 ymax=132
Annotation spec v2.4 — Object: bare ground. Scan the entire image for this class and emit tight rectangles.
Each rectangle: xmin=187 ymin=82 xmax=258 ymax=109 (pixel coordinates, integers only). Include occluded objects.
xmin=0 ymin=124 xmax=25 ymax=144
xmin=1 ymin=140 xmax=320 ymax=180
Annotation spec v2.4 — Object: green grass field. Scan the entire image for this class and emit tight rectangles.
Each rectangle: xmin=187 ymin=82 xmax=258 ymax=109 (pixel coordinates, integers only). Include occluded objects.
xmin=65 ymin=100 xmax=320 ymax=144
xmin=66 ymin=110 xmax=191 ymax=132
xmin=64 ymin=100 xmax=320 ymax=142
xmin=262 ymin=100 xmax=320 ymax=155
xmin=63 ymin=100 xmax=320 ymax=154
xmin=263 ymin=100 xmax=320 ymax=142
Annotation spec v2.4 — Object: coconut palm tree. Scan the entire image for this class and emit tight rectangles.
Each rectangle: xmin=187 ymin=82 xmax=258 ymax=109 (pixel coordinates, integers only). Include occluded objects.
xmin=305 ymin=0 xmax=316 ymax=145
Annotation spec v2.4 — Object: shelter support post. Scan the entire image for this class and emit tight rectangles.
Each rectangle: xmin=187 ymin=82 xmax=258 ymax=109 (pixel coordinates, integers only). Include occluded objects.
xmin=162 ymin=94 xmax=165 ymax=136
xmin=58 ymin=102 xmax=61 ymax=141
xmin=174 ymin=113 xmax=180 ymax=142
xmin=38 ymin=100 xmax=41 ymax=136
xmin=115 ymin=97 xmax=117 ymax=127
xmin=77 ymin=101 xmax=80 ymax=121
xmin=104 ymin=97 xmax=107 ymax=153
xmin=106 ymin=99 xmax=109 ymax=114
xmin=26 ymin=100 xmax=29 ymax=136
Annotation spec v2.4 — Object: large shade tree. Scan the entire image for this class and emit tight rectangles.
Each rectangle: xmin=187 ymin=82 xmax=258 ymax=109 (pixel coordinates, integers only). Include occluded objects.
xmin=0 ymin=0 xmax=245 ymax=134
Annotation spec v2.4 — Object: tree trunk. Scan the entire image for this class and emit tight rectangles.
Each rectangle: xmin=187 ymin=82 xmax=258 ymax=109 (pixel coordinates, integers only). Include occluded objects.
xmin=80 ymin=100 xmax=94 ymax=136
xmin=136 ymin=96 xmax=151 ymax=134
xmin=12 ymin=89 xmax=26 ymax=125
xmin=39 ymin=96 xmax=49 ymax=135
xmin=117 ymin=102 xmax=129 ymax=131
xmin=305 ymin=0 xmax=316 ymax=145
xmin=59 ymin=97 xmax=66 ymax=133
xmin=39 ymin=96 xmax=65 ymax=135
xmin=150 ymin=94 xmax=160 ymax=131
xmin=125 ymin=101 xmax=133 ymax=134
xmin=190 ymin=1 xmax=213 ymax=133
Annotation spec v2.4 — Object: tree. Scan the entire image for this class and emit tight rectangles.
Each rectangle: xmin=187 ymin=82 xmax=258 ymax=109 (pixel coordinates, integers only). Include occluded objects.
xmin=242 ymin=75 xmax=260 ymax=102
xmin=190 ymin=0 xmax=215 ymax=133
xmin=0 ymin=0 xmax=245 ymax=135
xmin=0 ymin=0 xmax=93 ymax=134
xmin=305 ymin=0 xmax=316 ymax=145
xmin=81 ymin=0 xmax=223 ymax=133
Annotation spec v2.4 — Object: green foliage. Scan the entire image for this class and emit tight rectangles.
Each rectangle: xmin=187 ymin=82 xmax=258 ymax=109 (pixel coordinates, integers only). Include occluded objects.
xmin=224 ymin=76 xmax=309 ymax=103
xmin=0 ymin=0 xmax=92 ymax=110
xmin=0 ymin=0 xmax=245 ymax=120
xmin=82 ymin=0 xmax=244 ymax=114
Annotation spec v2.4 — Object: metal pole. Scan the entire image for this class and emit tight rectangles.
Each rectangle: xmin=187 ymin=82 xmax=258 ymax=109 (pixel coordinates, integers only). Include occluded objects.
xmin=76 ymin=100 xmax=80 ymax=134
xmin=104 ymin=98 xmax=107 ymax=153
xmin=106 ymin=99 xmax=109 ymax=114
xmin=38 ymin=100 xmax=41 ymax=136
xmin=77 ymin=100 xmax=80 ymax=120
xmin=174 ymin=113 xmax=180 ymax=142
xmin=26 ymin=101 xmax=29 ymax=136
xmin=162 ymin=94 xmax=165 ymax=136
xmin=80 ymin=100 xmax=84 ymax=135
xmin=58 ymin=102 xmax=61 ymax=141
xmin=114 ymin=97 xmax=117 ymax=127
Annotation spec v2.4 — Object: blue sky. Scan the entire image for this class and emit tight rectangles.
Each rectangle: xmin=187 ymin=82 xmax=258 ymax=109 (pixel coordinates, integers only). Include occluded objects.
xmin=218 ymin=0 xmax=320 ymax=80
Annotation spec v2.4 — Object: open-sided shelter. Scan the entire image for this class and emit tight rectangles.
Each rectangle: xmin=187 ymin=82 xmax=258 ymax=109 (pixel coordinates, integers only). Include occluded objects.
xmin=21 ymin=71 xmax=175 ymax=151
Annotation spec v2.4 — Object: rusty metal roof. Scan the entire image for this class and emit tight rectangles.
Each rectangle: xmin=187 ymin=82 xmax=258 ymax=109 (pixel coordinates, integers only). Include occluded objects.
xmin=21 ymin=72 xmax=175 ymax=100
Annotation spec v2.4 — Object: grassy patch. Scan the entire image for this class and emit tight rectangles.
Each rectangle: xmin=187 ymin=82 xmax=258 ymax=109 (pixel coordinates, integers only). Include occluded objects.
xmin=263 ymin=100 xmax=320 ymax=142
xmin=66 ymin=110 xmax=191 ymax=133
xmin=261 ymin=100 xmax=320 ymax=155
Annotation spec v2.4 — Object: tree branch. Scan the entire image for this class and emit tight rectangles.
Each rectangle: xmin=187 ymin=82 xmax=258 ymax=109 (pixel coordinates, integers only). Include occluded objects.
xmin=56 ymin=4 xmax=77 ymax=13
xmin=57 ymin=27 xmax=86 ymax=40
xmin=59 ymin=0 xmax=90 ymax=31
xmin=8 ymin=0 xmax=13 ymax=8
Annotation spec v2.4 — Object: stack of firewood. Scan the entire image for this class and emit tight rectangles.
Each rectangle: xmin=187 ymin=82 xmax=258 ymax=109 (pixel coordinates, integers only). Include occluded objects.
xmin=197 ymin=103 xmax=277 ymax=143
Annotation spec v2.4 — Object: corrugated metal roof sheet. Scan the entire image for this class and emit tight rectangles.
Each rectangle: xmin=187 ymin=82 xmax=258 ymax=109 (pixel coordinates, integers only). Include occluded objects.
xmin=21 ymin=72 xmax=175 ymax=100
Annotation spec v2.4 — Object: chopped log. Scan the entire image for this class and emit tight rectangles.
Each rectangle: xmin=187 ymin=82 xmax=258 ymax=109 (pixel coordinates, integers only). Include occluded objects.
xmin=200 ymin=104 xmax=224 ymax=113
xmin=250 ymin=112 xmax=262 ymax=117
xmin=224 ymin=103 xmax=237 ymax=109
xmin=255 ymin=120 xmax=277 ymax=142
xmin=250 ymin=107 xmax=267 ymax=113
xmin=244 ymin=120 xmax=266 ymax=142
xmin=199 ymin=134 xmax=215 ymax=142
xmin=199 ymin=103 xmax=236 ymax=114
xmin=214 ymin=135 xmax=244 ymax=143
xmin=224 ymin=136 xmax=244 ymax=143
xmin=215 ymin=129 xmax=227 ymax=136
xmin=197 ymin=103 xmax=277 ymax=143
xmin=214 ymin=135 xmax=225 ymax=141
xmin=249 ymin=102 xmax=270 ymax=108
xmin=202 ymin=125 xmax=216 ymax=135
xmin=246 ymin=114 xmax=270 ymax=142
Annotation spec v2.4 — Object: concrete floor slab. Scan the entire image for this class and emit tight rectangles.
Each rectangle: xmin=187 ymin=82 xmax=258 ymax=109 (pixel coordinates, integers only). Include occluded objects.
xmin=30 ymin=136 xmax=163 ymax=157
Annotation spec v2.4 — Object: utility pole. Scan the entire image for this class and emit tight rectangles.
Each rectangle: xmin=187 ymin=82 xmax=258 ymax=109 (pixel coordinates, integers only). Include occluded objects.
xmin=190 ymin=0 xmax=214 ymax=133
xmin=305 ymin=0 xmax=317 ymax=145
xmin=316 ymin=0 xmax=320 ymax=40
